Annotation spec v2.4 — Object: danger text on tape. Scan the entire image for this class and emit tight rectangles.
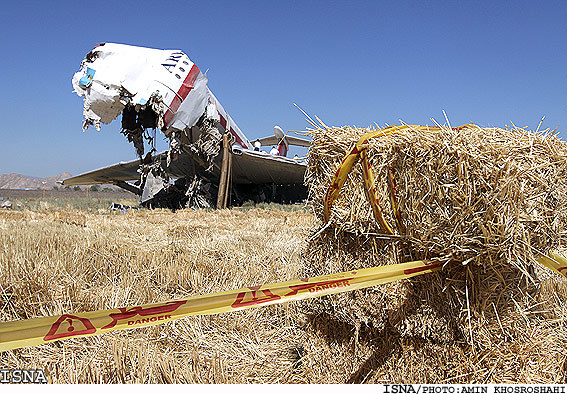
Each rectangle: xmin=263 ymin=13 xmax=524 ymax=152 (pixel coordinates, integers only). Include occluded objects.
xmin=0 ymin=259 xmax=443 ymax=352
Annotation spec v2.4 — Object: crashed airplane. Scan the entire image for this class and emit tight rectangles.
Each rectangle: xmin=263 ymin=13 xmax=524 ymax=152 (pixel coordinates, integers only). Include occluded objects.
xmin=62 ymin=43 xmax=310 ymax=209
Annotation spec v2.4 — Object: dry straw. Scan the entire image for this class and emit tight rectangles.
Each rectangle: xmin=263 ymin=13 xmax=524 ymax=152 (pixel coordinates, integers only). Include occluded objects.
xmin=301 ymin=121 xmax=567 ymax=382
xmin=0 ymin=207 xmax=315 ymax=383
xmin=2 ymin=120 xmax=567 ymax=382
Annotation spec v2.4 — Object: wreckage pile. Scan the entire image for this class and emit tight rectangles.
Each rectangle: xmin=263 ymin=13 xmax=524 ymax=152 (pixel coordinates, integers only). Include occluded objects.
xmin=301 ymin=122 xmax=567 ymax=382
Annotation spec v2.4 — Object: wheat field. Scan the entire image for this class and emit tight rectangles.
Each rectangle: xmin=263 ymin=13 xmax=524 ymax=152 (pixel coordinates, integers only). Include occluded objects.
xmin=0 ymin=198 xmax=566 ymax=383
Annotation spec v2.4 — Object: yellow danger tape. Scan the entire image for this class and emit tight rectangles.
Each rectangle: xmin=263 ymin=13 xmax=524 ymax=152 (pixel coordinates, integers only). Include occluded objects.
xmin=0 ymin=260 xmax=443 ymax=352
xmin=361 ymin=149 xmax=394 ymax=234
xmin=537 ymin=253 xmax=567 ymax=279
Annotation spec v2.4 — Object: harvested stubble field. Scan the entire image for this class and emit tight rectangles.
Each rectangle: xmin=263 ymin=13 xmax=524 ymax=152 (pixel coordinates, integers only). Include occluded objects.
xmin=0 ymin=196 xmax=566 ymax=383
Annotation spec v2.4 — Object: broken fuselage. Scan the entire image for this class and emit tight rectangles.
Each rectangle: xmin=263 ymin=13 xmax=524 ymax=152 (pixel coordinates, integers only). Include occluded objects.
xmin=63 ymin=43 xmax=307 ymax=209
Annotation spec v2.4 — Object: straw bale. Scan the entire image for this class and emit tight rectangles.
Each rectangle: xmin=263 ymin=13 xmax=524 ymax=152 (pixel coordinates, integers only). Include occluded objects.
xmin=300 ymin=123 xmax=567 ymax=381
xmin=306 ymin=124 xmax=567 ymax=267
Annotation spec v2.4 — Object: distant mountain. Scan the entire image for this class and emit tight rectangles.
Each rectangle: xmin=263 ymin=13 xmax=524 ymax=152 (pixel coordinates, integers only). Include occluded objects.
xmin=0 ymin=173 xmax=73 ymax=190
xmin=0 ymin=173 xmax=122 ymax=190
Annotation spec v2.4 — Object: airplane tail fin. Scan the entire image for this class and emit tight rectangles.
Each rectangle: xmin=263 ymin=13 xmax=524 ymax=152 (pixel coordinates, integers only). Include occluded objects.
xmin=274 ymin=126 xmax=289 ymax=157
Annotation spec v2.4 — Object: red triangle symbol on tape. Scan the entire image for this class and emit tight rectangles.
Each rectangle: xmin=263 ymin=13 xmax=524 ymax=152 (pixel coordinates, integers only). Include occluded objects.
xmin=43 ymin=314 xmax=96 ymax=341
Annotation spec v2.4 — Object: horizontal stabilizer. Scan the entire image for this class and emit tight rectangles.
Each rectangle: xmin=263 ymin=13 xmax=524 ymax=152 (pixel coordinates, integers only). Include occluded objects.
xmin=258 ymin=135 xmax=311 ymax=147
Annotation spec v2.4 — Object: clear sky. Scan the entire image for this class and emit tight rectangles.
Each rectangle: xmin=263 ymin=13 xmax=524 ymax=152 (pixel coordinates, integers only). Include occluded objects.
xmin=1 ymin=0 xmax=566 ymax=177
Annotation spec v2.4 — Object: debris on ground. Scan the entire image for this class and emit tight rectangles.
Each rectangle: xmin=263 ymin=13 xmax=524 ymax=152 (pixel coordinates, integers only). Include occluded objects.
xmin=0 ymin=200 xmax=13 ymax=209
xmin=109 ymin=202 xmax=138 ymax=212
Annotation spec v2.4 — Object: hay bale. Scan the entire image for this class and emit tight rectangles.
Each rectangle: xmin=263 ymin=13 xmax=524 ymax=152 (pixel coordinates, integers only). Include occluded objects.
xmin=307 ymin=123 xmax=567 ymax=268
xmin=300 ymin=123 xmax=567 ymax=382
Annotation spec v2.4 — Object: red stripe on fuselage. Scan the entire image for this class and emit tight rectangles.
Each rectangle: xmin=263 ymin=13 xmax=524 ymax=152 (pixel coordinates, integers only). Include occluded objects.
xmin=218 ymin=112 xmax=248 ymax=149
xmin=164 ymin=64 xmax=200 ymax=126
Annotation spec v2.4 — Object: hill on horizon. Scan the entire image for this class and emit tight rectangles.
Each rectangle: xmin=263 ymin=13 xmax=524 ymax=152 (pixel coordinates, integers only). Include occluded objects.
xmin=0 ymin=172 xmax=72 ymax=190
xmin=0 ymin=173 xmax=120 ymax=190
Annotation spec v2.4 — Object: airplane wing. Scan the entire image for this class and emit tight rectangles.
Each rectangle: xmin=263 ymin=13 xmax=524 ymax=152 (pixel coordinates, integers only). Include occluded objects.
xmin=61 ymin=158 xmax=142 ymax=186
xmin=62 ymin=148 xmax=306 ymax=187
xmin=60 ymin=150 xmax=194 ymax=187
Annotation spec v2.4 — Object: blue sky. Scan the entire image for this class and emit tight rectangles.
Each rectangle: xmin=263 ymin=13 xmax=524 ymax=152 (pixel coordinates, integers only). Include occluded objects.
xmin=1 ymin=0 xmax=566 ymax=177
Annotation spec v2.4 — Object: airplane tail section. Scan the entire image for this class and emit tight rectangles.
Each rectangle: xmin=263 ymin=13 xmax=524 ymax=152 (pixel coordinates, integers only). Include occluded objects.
xmin=258 ymin=126 xmax=311 ymax=157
